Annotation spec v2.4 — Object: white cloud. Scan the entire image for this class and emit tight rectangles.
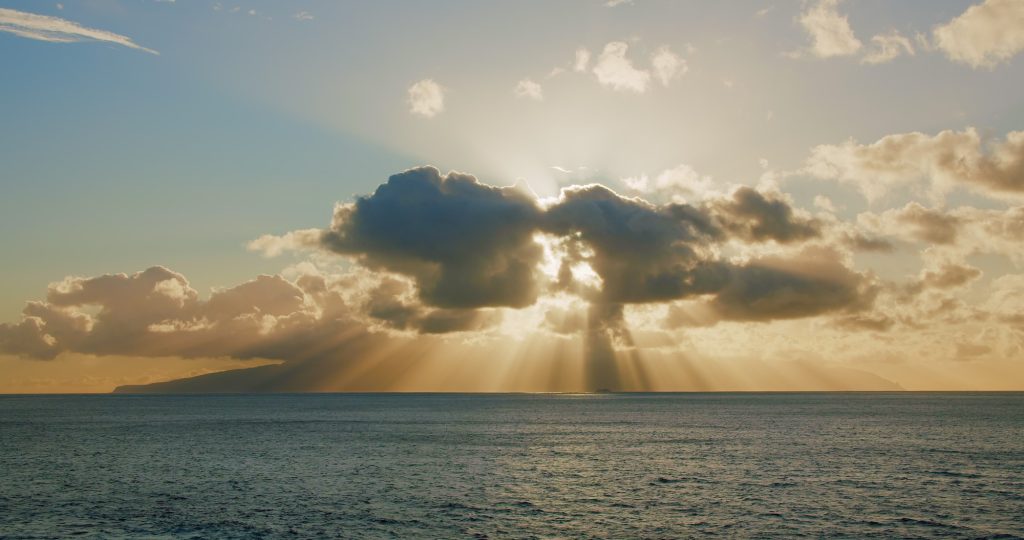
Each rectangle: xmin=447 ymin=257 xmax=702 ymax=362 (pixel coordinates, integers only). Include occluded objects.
xmin=592 ymin=41 xmax=651 ymax=93
xmin=933 ymin=0 xmax=1024 ymax=68
xmin=623 ymin=163 xmax=717 ymax=203
xmin=407 ymin=79 xmax=445 ymax=118
xmin=651 ymin=46 xmax=686 ymax=86
xmin=804 ymin=128 xmax=1024 ymax=203
xmin=247 ymin=229 xmax=322 ymax=258
xmin=861 ymin=31 xmax=915 ymax=64
xmin=0 ymin=7 xmax=158 ymax=54
xmin=797 ymin=0 xmax=862 ymax=58
xmin=514 ymin=78 xmax=543 ymax=100
xmin=293 ymin=11 xmax=314 ymax=21
xmin=573 ymin=47 xmax=591 ymax=72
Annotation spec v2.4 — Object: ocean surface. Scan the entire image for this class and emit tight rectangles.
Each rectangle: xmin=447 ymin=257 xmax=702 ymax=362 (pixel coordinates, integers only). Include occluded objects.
xmin=0 ymin=393 xmax=1022 ymax=539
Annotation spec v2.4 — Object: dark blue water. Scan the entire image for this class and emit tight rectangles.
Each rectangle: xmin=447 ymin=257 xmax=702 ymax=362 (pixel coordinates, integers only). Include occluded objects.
xmin=1 ymin=393 xmax=1022 ymax=538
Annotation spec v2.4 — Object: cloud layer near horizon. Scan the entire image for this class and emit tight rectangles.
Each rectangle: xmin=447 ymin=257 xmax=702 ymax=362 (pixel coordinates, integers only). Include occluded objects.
xmin=0 ymin=166 xmax=871 ymax=364
xmin=3 ymin=153 xmax=1024 ymax=391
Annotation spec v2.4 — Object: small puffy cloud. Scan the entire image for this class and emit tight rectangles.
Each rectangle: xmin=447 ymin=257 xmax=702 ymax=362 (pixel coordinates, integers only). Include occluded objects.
xmin=293 ymin=11 xmax=313 ymax=21
xmin=804 ymin=128 xmax=1024 ymax=202
xmin=0 ymin=7 xmax=157 ymax=54
xmin=933 ymin=0 xmax=1024 ymax=68
xmin=651 ymin=46 xmax=686 ymax=86
xmin=407 ymin=79 xmax=445 ymax=118
xmin=514 ymin=78 xmax=543 ymax=100
xmin=623 ymin=163 xmax=715 ymax=203
xmin=593 ymin=41 xmax=652 ymax=93
xmin=571 ymin=42 xmax=685 ymax=92
xmin=797 ymin=0 xmax=862 ymax=58
xmin=841 ymin=231 xmax=894 ymax=253
xmin=861 ymin=31 xmax=915 ymax=64
xmin=247 ymin=228 xmax=322 ymax=257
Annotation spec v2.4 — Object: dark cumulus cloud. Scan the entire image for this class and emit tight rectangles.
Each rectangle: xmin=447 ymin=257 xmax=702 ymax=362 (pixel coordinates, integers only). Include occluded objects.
xmin=708 ymin=186 xmax=821 ymax=244
xmin=0 ymin=166 xmax=877 ymax=392
xmin=543 ymin=184 xmax=726 ymax=304
xmin=320 ymin=167 xmax=542 ymax=309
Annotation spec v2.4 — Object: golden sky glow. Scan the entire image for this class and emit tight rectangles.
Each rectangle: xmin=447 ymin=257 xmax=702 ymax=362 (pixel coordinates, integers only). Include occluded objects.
xmin=1 ymin=1 xmax=1023 ymax=392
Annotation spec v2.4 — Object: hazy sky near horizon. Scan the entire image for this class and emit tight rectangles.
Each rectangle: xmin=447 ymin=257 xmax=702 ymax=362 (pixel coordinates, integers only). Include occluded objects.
xmin=2 ymin=0 xmax=1024 ymax=392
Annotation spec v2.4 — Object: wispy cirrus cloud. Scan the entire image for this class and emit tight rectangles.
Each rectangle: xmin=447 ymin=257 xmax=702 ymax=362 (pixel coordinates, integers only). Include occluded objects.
xmin=0 ymin=7 xmax=158 ymax=55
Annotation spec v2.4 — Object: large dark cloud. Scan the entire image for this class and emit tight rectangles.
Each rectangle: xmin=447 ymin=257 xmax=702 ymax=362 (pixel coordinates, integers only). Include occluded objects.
xmin=320 ymin=167 xmax=542 ymax=309
xmin=543 ymin=184 xmax=726 ymax=303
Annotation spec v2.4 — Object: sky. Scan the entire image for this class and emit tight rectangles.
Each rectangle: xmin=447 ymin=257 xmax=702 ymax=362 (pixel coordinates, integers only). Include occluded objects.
xmin=1 ymin=0 xmax=1024 ymax=392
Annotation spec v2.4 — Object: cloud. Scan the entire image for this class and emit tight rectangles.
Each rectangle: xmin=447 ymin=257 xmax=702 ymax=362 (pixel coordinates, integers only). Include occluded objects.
xmin=804 ymin=128 xmax=1024 ymax=202
xmin=0 ymin=7 xmax=158 ymax=54
xmin=1 ymin=167 xmax=871 ymax=378
xmin=592 ymin=41 xmax=652 ymax=93
xmin=985 ymin=273 xmax=1024 ymax=322
xmin=247 ymin=228 xmax=321 ymax=257
xmin=566 ymin=42 xmax=685 ymax=93
xmin=407 ymin=79 xmax=445 ymax=118
xmin=651 ymin=46 xmax=686 ymax=86
xmin=708 ymin=187 xmax=821 ymax=244
xmin=293 ymin=11 xmax=314 ymax=21
xmin=918 ymin=263 xmax=982 ymax=290
xmin=709 ymin=247 xmax=874 ymax=322
xmin=861 ymin=31 xmax=915 ymax=64
xmin=319 ymin=167 xmax=543 ymax=309
xmin=623 ymin=163 xmax=715 ymax=203
xmin=854 ymin=203 xmax=1024 ymax=268
xmin=0 ymin=264 xmax=380 ymax=363
xmin=573 ymin=47 xmax=591 ymax=72
xmin=797 ymin=0 xmax=862 ymax=58
xmin=543 ymin=184 xmax=725 ymax=303
xmin=933 ymin=0 xmax=1024 ymax=68
xmin=513 ymin=78 xmax=543 ymax=100
xmin=893 ymin=203 xmax=961 ymax=245
xmin=541 ymin=184 xmax=837 ymax=310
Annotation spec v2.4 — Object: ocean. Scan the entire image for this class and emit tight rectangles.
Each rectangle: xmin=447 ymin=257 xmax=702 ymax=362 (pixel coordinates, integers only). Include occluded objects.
xmin=1 ymin=393 xmax=1021 ymax=538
